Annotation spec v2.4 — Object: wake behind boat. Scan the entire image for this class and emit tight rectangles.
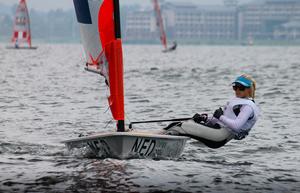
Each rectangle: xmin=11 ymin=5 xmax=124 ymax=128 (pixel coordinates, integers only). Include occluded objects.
xmin=63 ymin=0 xmax=187 ymax=159
xmin=6 ymin=0 xmax=37 ymax=50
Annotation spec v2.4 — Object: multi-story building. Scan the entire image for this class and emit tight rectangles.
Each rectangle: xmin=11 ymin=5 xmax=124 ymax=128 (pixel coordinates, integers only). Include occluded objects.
xmin=124 ymin=10 xmax=157 ymax=43
xmin=224 ymin=0 xmax=238 ymax=7
xmin=238 ymin=0 xmax=300 ymax=40
xmin=123 ymin=0 xmax=300 ymax=43
xmin=163 ymin=3 xmax=201 ymax=41
xmin=124 ymin=2 xmax=237 ymax=43
xmin=200 ymin=6 xmax=237 ymax=40
xmin=274 ymin=21 xmax=300 ymax=39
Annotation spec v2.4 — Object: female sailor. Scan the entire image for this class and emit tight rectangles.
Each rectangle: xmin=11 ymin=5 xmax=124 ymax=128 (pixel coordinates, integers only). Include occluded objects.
xmin=165 ymin=74 xmax=259 ymax=148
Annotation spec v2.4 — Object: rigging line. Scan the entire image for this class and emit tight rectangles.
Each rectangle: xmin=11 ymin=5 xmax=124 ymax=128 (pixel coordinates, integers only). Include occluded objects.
xmin=125 ymin=113 xmax=131 ymax=125
xmin=104 ymin=85 xmax=110 ymax=114
xmin=104 ymin=118 xmax=114 ymax=129
xmin=125 ymin=113 xmax=133 ymax=131
xmin=104 ymin=104 xmax=110 ymax=114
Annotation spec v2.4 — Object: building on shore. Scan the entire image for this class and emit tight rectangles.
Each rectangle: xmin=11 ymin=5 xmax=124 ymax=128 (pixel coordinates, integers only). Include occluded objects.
xmin=124 ymin=10 xmax=157 ymax=43
xmin=224 ymin=0 xmax=238 ymax=7
xmin=124 ymin=2 xmax=237 ymax=43
xmin=274 ymin=21 xmax=300 ymax=40
xmin=123 ymin=0 xmax=300 ymax=43
xmin=238 ymin=0 xmax=300 ymax=41
xmin=164 ymin=3 xmax=237 ymax=42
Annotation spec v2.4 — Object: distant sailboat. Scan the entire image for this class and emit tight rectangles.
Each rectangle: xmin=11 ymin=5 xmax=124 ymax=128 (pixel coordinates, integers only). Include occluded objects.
xmin=63 ymin=0 xmax=187 ymax=159
xmin=7 ymin=0 xmax=37 ymax=49
xmin=247 ymin=34 xmax=254 ymax=46
xmin=152 ymin=0 xmax=177 ymax=52
xmin=241 ymin=33 xmax=254 ymax=46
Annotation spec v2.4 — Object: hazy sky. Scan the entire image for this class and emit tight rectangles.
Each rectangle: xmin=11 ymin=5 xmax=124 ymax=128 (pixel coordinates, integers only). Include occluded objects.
xmin=0 ymin=0 xmax=252 ymax=12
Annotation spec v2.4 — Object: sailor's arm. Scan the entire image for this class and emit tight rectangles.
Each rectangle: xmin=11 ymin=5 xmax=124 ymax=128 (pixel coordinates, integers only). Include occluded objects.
xmin=219 ymin=105 xmax=253 ymax=132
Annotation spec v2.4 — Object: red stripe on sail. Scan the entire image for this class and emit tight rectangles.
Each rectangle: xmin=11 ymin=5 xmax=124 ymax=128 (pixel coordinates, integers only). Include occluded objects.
xmin=99 ymin=0 xmax=124 ymax=121
xmin=98 ymin=0 xmax=115 ymax=49
xmin=88 ymin=51 xmax=103 ymax=66
xmin=12 ymin=0 xmax=31 ymax=47
xmin=105 ymin=40 xmax=124 ymax=120
xmin=12 ymin=0 xmax=32 ymax=47
xmin=14 ymin=32 xmax=18 ymax=38
xmin=152 ymin=0 xmax=167 ymax=49
xmin=28 ymin=34 xmax=31 ymax=47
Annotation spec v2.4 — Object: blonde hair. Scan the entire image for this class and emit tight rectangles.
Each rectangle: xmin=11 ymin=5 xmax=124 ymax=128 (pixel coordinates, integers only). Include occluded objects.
xmin=241 ymin=74 xmax=256 ymax=99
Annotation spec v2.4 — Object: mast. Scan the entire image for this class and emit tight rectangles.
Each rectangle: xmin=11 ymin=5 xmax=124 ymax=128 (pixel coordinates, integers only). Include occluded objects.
xmin=152 ymin=0 xmax=167 ymax=49
xmin=113 ymin=0 xmax=121 ymax=39
xmin=73 ymin=0 xmax=125 ymax=132
xmin=112 ymin=0 xmax=124 ymax=132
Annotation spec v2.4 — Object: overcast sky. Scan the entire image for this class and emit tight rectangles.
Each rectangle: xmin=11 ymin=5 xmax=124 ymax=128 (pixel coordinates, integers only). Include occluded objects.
xmin=0 ymin=0 xmax=253 ymax=12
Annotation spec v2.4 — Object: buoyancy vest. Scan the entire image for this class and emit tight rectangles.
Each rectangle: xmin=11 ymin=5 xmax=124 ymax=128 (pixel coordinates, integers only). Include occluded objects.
xmin=220 ymin=97 xmax=259 ymax=140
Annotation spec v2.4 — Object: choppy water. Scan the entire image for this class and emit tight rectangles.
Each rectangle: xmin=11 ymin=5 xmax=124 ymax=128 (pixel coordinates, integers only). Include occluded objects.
xmin=0 ymin=44 xmax=299 ymax=192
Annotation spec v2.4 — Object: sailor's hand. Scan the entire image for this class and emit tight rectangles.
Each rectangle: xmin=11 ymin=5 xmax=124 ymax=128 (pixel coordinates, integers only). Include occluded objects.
xmin=193 ymin=113 xmax=208 ymax=123
xmin=213 ymin=108 xmax=223 ymax=119
xmin=192 ymin=113 xmax=201 ymax=123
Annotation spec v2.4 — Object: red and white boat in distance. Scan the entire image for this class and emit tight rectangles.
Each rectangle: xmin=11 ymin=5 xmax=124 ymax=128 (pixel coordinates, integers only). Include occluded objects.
xmin=152 ymin=0 xmax=177 ymax=53
xmin=6 ymin=0 xmax=37 ymax=49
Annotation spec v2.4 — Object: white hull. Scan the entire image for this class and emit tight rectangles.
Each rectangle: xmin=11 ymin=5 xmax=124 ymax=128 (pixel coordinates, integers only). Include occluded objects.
xmin=162 ymin=42 xmax=177 ymax=53
xmin=63 ymin=131 xmax=188 ymax=159
xmin=162 ymin=47 xmax=176 ymax=53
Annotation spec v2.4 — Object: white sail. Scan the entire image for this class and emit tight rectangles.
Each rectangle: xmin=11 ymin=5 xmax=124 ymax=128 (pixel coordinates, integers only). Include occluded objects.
xmin=74 ymin=0 xmax=103 ymax=65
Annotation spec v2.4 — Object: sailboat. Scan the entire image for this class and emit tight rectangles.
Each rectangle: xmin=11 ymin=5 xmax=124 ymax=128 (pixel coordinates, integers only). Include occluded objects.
xmin=6 ymin=0 xmax=37 ymax=50
xmin=152 ymin=0 xmax=177 ymax=52
xmin=63 ymin=0 xmax=187 ymax=159
xmin=247 ymin=34 xmax=254 ymax=46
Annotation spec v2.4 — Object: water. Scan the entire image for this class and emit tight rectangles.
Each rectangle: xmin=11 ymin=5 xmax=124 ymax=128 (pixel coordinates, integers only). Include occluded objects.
xmin=0 ymin=44 xmax=299 ymax=192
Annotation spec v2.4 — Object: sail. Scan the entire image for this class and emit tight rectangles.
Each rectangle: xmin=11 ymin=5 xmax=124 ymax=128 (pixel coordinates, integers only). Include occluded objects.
xmin=152 ymin=0 xmax=167 ymax=49
xmin=73 ymin=0 xmax=125 ymax=129
xmin=99 ymin=0 xmax=124 ymax=122
xmin=73 ymin=0 xmax=103 ymax=66
xmin=11 ymin=0 xmax=32 ymax=47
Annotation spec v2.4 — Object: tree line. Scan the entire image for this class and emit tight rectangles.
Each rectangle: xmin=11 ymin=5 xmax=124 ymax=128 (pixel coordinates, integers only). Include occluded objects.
xmin=0 ymin=4 xmax=135 ymax=43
